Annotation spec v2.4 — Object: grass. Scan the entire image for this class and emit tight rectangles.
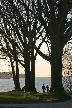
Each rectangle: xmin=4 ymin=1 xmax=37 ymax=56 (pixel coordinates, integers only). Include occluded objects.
xmin=0 ymin=90 xmax=71 ymax=104
xmin=0 ymin=90 xmax=40 ymax=104
xmin=33 ymin=90 xmax=71 ymax=102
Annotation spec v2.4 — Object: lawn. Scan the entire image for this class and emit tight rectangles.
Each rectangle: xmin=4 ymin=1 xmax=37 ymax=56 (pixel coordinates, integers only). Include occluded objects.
xmin=34 ymin=90 xmax=71 ymax=102
xmin=0 ymin=90 xmax=71 ymax=104
xmin=0 ymin=90 xmax=40 ymax=104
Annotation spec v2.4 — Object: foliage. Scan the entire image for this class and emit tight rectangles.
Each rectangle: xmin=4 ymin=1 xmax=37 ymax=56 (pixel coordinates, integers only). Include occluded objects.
xmin=62 ymin=42 xmax=72 ymax=92
xmin=22 ymin=0 xmax=72 ymax=90
xmin=0 ymin=0 xmax=72 ymax=91
xmin=0 ymin=0 xmax=41 ymax=91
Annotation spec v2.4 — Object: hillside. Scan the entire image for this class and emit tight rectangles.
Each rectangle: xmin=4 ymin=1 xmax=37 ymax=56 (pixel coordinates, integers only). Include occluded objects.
xmin=0 ymin=72 xmax=25 ymax=79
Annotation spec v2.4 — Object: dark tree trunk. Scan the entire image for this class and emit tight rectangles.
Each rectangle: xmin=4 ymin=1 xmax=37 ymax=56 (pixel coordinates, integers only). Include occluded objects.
xmin=10 ymin=57 xmax=17 ymax=89
xmin=50 ymin=39 xmax=63 ymax=91
xmin=13 ymin=44 xmax=20 ymax=90
xmin=30 ymin=44 xmax=36 ymax=92
xmin=15 ymin=58 xmax=20 ymax=90
xmin=24 ymin=37 xmax=36 ymax=92
xmin=25 ymin=54 xmax=31 ymax=92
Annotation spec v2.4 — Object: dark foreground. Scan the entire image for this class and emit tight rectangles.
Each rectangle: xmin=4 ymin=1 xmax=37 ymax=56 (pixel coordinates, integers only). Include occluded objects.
xmin=0 ymin=90 xmax=72 ymax=108
xmin=0 ymin=96 xmax=72 ymax=108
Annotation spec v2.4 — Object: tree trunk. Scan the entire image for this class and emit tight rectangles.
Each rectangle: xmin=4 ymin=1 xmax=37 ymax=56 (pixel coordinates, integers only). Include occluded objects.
xmin=25 ymin=54 xmax=31 ymax=92
xmin=10 ymin=57 xmax=17 ymax=89
xmin=13 ymin=44 xmax=21 ymax=90
xmin=30 ymin=45 xmax=36 ymax=92
xmin=50 ymin=39 xmax=63 ymax=91
xmin=15 ymin=58 xmax=20 ymax=90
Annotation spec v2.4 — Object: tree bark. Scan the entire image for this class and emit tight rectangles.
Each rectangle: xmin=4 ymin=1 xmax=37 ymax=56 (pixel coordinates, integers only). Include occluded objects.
xmin=13 ymin=44 xmax=21 ymax=90
xmin=30 ymin=44 xmax=36 ymax=92
xmin=15 ymin=57 xmax=20 ymax=90
xmin=50 ymin=39 xmax=63 ymax=91
xmin=25 ymin=54 xmax=31 ymax=92
xmin=10 ymin=57 xmax=18 ymax=89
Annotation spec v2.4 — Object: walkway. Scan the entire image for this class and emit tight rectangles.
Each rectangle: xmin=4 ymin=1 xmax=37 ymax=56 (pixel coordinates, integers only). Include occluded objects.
xmin=0 ymin=95 xmax=72 ymax=108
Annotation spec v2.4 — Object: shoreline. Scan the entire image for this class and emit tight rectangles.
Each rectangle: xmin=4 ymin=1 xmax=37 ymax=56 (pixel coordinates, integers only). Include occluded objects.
xmin=0 ymin=72 xmax=25 ymax=79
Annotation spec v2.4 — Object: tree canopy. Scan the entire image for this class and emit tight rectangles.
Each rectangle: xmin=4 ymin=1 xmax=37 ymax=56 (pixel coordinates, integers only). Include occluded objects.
xmin=0 ymin=0 xmax=72 ymax=91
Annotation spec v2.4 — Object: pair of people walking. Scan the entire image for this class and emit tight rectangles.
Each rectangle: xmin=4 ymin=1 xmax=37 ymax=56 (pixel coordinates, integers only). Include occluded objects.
xmin=42 ymin=84 xmax=49 ymax=93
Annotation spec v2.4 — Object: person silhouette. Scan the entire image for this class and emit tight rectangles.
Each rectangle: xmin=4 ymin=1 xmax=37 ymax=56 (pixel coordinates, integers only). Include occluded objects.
xmin=42 ymin=84 xmax=45 ymax=93
xmin=46 ymin=85 xmax=49 ymax=92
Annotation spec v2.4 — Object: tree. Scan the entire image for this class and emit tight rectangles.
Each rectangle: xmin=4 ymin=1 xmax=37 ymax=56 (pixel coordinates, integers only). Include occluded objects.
xmin=0 ymin=37 xmax=21 ymax=90
xmin=1 ymin=0 xmax=72 ymax=92
xmin=1 ymin=0 xmax=38 ymax=92
xmin=23 ymin=0 xmax=72 ymax=91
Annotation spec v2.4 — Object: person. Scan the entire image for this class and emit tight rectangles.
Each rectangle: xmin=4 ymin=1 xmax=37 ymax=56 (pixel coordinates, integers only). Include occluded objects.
xmin=46 ymin=85 xmax=49 ymax=92
xmin=42 ymin=84 xmax=45 ymax=93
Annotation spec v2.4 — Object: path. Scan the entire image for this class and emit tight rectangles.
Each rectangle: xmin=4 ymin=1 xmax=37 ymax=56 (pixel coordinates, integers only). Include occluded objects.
xmin=0 ymin=95 xmax=72 ymax=108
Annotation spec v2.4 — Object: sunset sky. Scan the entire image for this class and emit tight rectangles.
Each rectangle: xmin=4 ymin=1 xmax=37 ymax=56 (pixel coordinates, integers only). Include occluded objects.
xmin=0 ymin=54 xmax=51 ymax=77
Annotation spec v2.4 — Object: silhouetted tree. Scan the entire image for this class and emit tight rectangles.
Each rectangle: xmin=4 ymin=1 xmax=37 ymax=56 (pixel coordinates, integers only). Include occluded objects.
xmin=23 ymin=0 xmax=72 ymax=91
xmin=1 ymin=0 xmax=72 ymax=92
xmin=0 ymin=37 xmax=21 ymax=90
xmin=1 ymin=0 xmax=38 ymax=92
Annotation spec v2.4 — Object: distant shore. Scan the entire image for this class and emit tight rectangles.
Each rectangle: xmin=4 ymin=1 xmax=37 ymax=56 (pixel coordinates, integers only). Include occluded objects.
xmin=0 ymin=72 xmax=25 ymax=79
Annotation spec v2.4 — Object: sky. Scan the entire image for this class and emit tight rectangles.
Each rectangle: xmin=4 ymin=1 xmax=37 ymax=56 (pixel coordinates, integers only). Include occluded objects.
xmin=0 ymin=54 xmax=51 ymax=77
xmin=35 ymin=55 xmax=51 ymax=77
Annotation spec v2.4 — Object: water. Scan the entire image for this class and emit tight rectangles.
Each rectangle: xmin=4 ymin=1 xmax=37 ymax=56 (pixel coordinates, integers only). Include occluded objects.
xmin=0 ymin=77 xmax=51 ymax=93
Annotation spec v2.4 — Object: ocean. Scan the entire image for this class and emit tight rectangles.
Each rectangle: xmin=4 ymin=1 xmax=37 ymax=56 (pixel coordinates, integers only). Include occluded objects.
xmin=0 ymin=77 xmax=51 ymax=93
